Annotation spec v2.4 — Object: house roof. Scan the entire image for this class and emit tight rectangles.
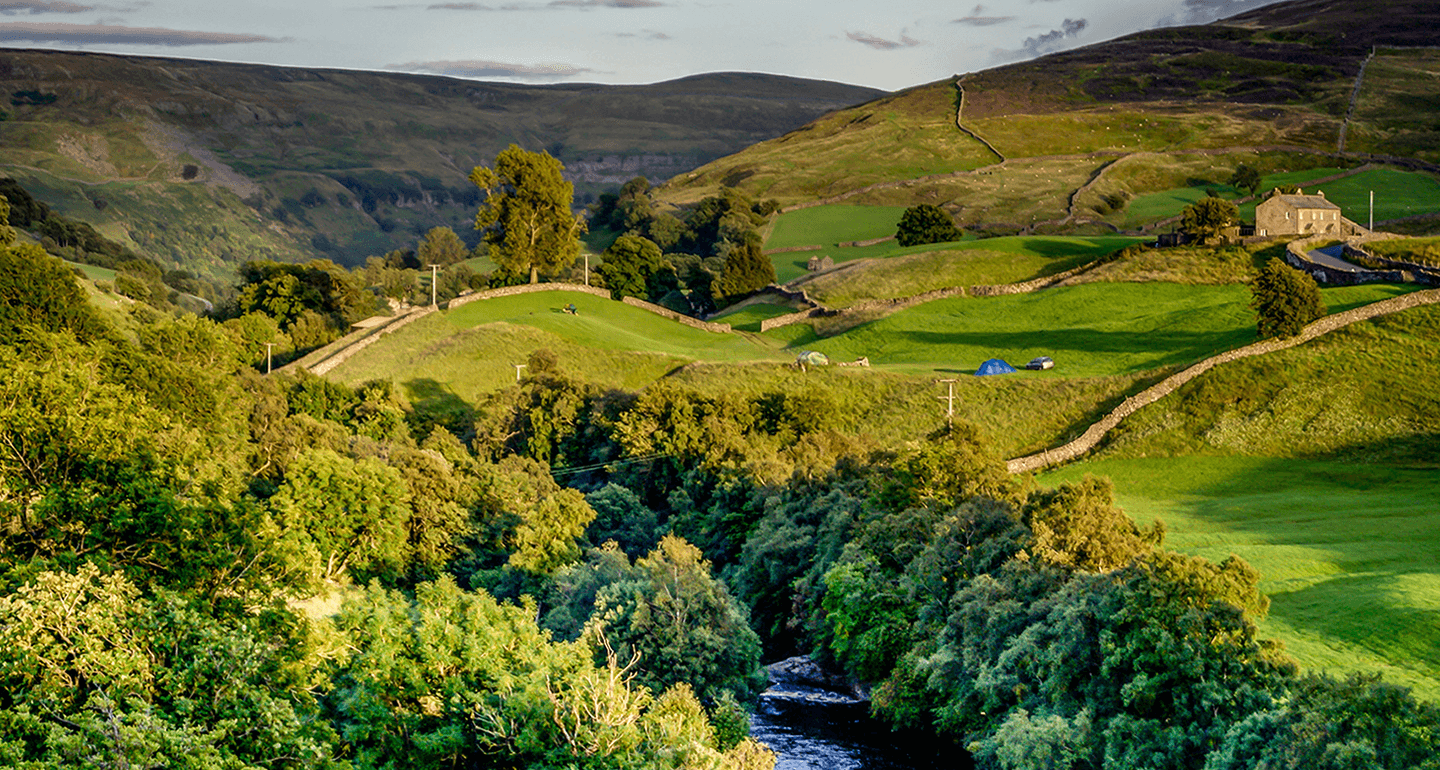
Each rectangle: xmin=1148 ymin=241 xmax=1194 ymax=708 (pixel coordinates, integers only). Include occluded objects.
xmin=1264 ymin=193 xmax=1341 ymax=210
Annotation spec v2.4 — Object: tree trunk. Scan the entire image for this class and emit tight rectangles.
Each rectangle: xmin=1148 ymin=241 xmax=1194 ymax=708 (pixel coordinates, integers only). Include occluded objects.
xmin=530 ymin=265 xmax=538 ymax=284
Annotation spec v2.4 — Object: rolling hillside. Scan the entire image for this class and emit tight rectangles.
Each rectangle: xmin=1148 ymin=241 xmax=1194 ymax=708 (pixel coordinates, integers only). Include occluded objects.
xmin=0 ymin=51 xmax=882 ymax=277
xmin=658 ymin=0 xmax=1440 ymax=239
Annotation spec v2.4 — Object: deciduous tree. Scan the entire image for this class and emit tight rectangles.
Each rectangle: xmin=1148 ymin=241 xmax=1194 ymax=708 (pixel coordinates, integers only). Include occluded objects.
xmin=1181 ymin=196 xmax=1239 ymax=242
xmin=895 ymin=204 xmax=962 ymax=247
xmin=471 ymin=145 xmax=586 ymax=284
xmin=1251 ymin=257 xmax=1326 ymax=338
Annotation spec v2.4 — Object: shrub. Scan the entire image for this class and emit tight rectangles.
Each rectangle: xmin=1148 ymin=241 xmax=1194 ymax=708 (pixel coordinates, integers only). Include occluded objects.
xmin=1251 ymin=257 xmax=1325 ymax=338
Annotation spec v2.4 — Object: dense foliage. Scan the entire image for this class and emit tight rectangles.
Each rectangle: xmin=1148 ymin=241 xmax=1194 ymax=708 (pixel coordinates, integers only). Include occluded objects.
xmin=1251 ymin=257 xmax=1326 ymax=338
xmin=1181 ymin=197 xmax=1240 ymax=242
xmin=1 ymin=212 xmax=1437 ymax=769
xmin=589 ymin=181 xmax=778 ymax=313
xmin=895 ymin=204 xmax=963 ymax=247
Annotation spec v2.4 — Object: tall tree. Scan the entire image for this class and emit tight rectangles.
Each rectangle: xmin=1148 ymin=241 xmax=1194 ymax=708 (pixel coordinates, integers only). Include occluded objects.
xmin=416 ymin=225 xmax=468 ymax=267
xmin=471 ymin=145 xmax=586 ymax=284
xmin=596 ymin=234 xmax=666 ymax=301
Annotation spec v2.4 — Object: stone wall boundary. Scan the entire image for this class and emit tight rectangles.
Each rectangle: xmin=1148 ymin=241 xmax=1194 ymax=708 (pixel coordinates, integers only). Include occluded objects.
xmin=620 ymin=296 xmax=732 ymax=333
xmin=310 ymin=306 xmax=437 ymax=376
xmin=1006 ymin=287 xmax=1440 ymax=474
xmin=445 ymin=282 xmax=611 ymax=310
xmin=758 ymin=259 xmax=1103 ymax=332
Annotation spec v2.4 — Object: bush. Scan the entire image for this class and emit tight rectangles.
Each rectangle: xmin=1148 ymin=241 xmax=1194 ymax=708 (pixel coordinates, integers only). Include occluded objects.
xmin=895 ymin=204 xmax=962 ymax=247
xmin=1251 ymin=257 xmax=1325 ymax=338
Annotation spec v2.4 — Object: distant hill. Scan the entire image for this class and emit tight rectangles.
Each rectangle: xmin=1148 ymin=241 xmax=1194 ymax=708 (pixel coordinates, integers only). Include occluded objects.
xmin=658 ymin=0 xmax=1440 ymax=236
xmin=0 ymin=50 xmax=883 ymax=277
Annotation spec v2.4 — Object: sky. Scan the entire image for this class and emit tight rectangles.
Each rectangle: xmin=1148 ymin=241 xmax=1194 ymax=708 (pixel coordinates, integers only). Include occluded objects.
xmin=0 ymin=0 xmax=1285 ymax=92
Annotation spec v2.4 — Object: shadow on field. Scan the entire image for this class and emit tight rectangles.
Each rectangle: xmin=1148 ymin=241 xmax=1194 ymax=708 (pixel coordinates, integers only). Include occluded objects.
xmin=1178 ymin=454 xmax=1440 ymax=683
xmin=897 ymin=326 xmax=1257 ymax=370
xmin=404 ymin=377 xmax=476 ymax=435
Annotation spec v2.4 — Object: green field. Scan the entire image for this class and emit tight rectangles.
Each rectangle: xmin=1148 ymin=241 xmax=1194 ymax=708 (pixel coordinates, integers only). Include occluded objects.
xmin=1040 ymin=456 xmax=1440 ymax=700
xmin=329 ymin=290 xmax=784 ymax=400
xmin=765 ymin=205 xmax=909 ymax=250
xmin=780 ymin=282 xmax=1414 ymax=377
xmin=1097 ymin=165 xmax=1440 ymax=231
xmin=800 ymin=235 xmax=1140 ymax=307
xmin=709 ymin=301 xmax=799 ymax=332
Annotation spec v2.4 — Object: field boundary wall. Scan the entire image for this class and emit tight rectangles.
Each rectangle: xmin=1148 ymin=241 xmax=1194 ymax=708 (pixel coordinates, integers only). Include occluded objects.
xmin=1006 ymin=287 xmax=1440 ymax=473
xmin=757 ymin=259 xmax=1102 ymax=332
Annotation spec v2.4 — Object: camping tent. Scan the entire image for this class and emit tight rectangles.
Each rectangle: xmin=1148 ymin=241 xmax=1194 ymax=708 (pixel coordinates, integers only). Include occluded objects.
xmin=795 ymin=350 xmax=830 ymax=367
xmin=975 ymin=358 xmax=1017 ymax=376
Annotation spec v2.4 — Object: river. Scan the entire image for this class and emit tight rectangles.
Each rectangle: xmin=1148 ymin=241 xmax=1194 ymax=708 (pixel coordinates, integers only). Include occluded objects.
xmin=751 ymin=658 xmax=969 ymax=770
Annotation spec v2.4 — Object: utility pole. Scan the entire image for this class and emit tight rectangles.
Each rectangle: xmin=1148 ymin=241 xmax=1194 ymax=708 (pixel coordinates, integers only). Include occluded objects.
xmin=514 ymin=363 xmax=527 ymax=382
xmin=935 ymin=378 xmax=958 ymax=425
xmin=1369 ymin=190 xmax=1374 ymax=232
xmin=429 ymin=264 xmax=441 ymax=307
xmin=264 ymin=342 xmax=274 ymax=374
xmin=584 ymin=254 xmax=590 ymax=286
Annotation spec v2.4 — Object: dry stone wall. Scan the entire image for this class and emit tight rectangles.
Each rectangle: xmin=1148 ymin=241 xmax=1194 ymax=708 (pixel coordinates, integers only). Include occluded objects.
xmin=1006 ymin=287 xmax=1440 ymax=473
xmin=309 ymin=306 xmax=436 ymax=376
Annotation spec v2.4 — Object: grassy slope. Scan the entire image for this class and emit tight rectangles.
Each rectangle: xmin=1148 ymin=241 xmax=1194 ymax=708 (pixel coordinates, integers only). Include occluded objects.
xmin=1037 ymin=302 xmax=1440 ymax=697
xmin=329 ymin=291 xmax=786 ymax=401
xmin=1041 ymin=456 xmax=1440 ymax=700
xmin=794 ymin=235 xmax=1140 ymax=307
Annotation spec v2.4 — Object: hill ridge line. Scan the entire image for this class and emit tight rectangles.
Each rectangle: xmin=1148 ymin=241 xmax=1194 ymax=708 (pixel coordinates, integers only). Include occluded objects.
xmin=779 ymin=146 xmax=1440 ymax=215
xmin=1006 ymin=286 xmax=1440 ymax=474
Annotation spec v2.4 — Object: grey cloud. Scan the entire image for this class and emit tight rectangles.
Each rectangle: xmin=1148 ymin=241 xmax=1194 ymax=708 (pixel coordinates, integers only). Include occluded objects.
xmin=427 ymin=2 xmax=491 ymax=8
xmin=0 ymin=0 xmax=94 ymax=12
xmin=0 ymin=21 xmax=277 ymax=45
xmin=953 ymin=15 xmax=1012 ymax=26
xmin=847 ymin=31 xmax=921 ymax=51
xmin=549 ymin=0 xmax=662 ymax=7
xmin=1018 ymin=17 xmax=1086 ymax=56
xmin=616 ymin=29 xmax=669 ymax=39
xmin=388 ymin=59 xmax=596 ymax=79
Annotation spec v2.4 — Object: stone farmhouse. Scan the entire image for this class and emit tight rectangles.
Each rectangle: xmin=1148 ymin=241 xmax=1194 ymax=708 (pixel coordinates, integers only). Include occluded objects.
xmin=1255 ymin=188 xmax=1363 ymax=237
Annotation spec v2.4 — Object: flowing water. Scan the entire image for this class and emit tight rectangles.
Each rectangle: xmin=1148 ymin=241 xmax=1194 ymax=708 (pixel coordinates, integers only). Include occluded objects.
xmin=750 ymin=683 xmax=969 ymax=770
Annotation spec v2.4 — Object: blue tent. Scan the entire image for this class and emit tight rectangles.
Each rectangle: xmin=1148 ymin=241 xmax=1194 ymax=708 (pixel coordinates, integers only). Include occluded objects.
xmin=975 ymin=358 xmax=1017 ymax=376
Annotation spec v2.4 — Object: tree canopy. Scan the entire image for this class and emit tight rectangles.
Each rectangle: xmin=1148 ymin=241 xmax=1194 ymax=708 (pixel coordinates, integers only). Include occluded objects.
xmin=1251 ymin=256 xmax=1327 ymax=338
xmin=1180 ymin=196 xmax=1239 ymax=241
xmin=471 ymin=144 xmax=585 ymax=284
xmin=895 ymin=203 xmax=963 ymax=247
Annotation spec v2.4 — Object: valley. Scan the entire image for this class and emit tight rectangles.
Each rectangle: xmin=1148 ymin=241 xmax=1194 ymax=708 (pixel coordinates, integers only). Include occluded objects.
xmin=3 ymin=0 xmax=1440 ymax=766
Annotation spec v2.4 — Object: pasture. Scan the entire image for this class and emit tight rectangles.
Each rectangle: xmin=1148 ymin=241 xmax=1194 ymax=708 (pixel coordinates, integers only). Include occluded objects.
xmin=1040 ymin=456 xmax=1440 ymax=700
xmin=798 ymin=235 xmax=1139 ymax=307
xmin=329 ymin=290 xmax=784 ymax=400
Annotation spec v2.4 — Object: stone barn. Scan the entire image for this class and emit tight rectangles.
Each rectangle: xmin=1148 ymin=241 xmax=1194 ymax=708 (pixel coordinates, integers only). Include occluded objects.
xmin=1255 ymin=188 xmax=1362 ymax=237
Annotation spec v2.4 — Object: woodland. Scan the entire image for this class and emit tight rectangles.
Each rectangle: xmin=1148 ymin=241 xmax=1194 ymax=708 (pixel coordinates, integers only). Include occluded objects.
xmin=2 ymin=163 xmax=1439 ymax=769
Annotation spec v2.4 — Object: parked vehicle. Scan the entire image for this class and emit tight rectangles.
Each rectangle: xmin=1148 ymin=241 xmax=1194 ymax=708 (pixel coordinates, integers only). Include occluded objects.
xmin=1026 ymin=356 xmax=1054 ymax=370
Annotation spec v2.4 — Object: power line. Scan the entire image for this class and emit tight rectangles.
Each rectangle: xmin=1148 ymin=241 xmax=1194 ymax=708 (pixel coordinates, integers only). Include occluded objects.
xmin=549 ymin=452 xmax=673 ymax=478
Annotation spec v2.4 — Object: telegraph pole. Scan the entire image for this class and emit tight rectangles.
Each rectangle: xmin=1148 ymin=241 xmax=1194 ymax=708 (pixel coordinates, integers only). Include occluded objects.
xmin=1369 ymin=190 xmax=1374 ymax=231
xmin=429 ymin=264 xmax=441 ymax=307
xmin=514 ymin=363 xmax=527 ymax=382
xmin=584 ymin=254 xmax=590 ymax=286
xmin=264 ymin=342 xmax=273 ymax=374
xmin=935 ymin=378 xmax=958 ymax=425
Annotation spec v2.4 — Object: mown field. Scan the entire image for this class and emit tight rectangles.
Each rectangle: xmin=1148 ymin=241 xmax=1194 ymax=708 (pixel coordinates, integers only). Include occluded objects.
xmin=795 ymin=235 xmax=1140 ymax=307
xmin=1041 ymin=456 xmax=1440 ymax=700
xmin=770 ymin=282 xmax=1414 ymax=377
